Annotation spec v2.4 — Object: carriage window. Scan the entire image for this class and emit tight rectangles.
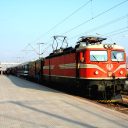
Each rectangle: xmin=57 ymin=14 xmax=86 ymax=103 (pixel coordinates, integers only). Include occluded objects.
xmin=111 ymin=51 xmax=124 ymax=61
xmin=90 ymin=51 xmax=107 ymax=62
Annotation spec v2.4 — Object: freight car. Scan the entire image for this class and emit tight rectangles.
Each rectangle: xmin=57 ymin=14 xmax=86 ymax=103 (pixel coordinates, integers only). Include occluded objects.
xmin=7 ymin=36 xmax=127 ymax=100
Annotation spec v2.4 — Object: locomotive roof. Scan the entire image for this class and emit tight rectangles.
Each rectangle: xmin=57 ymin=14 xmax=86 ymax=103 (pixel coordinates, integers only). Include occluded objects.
xmin=46 ymin=47 xmax=76 ymax=59
xmin=46 ymin=36 xmax=125 ymax=58
xmin=76 ymin=43 xmax=125 ymax=51
xmin=77 ymin=36 xmax=106 ymax=44
xmin=75 ymin=36 xmax=125 ymax=51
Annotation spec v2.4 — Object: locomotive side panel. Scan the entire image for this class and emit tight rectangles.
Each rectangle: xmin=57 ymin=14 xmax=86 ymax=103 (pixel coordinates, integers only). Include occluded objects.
xmin=42 ymin=58 xmax=50 ymax=81
xmin=50 ymin=53 xmax=76 ymax=84
xmin=62 ymin=53 xmax=76 ymax=77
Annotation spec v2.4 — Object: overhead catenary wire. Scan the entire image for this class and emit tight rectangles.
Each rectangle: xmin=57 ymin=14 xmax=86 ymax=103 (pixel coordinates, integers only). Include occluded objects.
xmin=42 ymin=17 xmax=128 ymax=55
xmin=44 ymin=0 xmax=91 ymax=33
xmin=63 ymin=0 xmax=128 ymax=35
xmin=33 ymin=27 xmax=128 ymax=56
xmin=30 ymin=0 xmax=92 ymax=43
xmin=106 ymin=28 xmax=128 ymax=37
xmin=21 ymin=0 xmax=128 ymax=60
xmin=42 ymin=1 xmax=128 ymax=54
xmin=90 ymin=0 xmax=94 ymax=19
xmin=104 ymin=27 xmax=128 ymax=36
xmin=23 ymin=0 xmax=128 ymax=48
xmin=69 ymin=14 xmax=128 ymax=40
xmin=42 ymin=43 xmax=53 ymax=55
xmin=22 ymin=43 xmax=39 ymax=55
xmin=85 ymin=15 xmax=128 ymax=34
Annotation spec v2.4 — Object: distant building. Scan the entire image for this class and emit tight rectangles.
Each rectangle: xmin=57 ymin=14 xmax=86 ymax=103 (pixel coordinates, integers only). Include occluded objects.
xmin=0 ymin=62 xmax=19 ymax=74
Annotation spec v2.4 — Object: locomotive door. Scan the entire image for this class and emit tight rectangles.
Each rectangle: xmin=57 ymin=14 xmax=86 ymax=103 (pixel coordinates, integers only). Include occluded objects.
xmin=76 ymin=52 xmax=79 ymax=79
xmin=76 ymin=51 xmax=85 ymax=79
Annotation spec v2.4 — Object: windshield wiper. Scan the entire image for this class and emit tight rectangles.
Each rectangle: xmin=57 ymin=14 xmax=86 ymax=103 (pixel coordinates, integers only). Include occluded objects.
xmin=112 ymin=53 xmax=119 ymax=63
xmin=92 ymin=55 xmax=99 ymax=62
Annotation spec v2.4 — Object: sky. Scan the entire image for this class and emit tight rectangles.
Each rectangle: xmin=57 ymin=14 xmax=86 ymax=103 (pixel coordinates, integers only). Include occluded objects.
xmin=0 ymin=0 xmax=128 ymax=63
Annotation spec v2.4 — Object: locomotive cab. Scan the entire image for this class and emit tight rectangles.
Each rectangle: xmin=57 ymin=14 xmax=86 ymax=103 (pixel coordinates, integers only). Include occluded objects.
xmin=76 ymin=36 xmax=126 ymax=100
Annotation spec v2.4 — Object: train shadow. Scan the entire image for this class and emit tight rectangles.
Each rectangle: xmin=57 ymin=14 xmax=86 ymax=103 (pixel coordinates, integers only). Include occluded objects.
xmin=6 ymin=75 xmax=86 ymax=98
xmin=6 ymin=75 xmax=60 ymax=93
xmin=5 ymin=75 xmax=121 ymax=102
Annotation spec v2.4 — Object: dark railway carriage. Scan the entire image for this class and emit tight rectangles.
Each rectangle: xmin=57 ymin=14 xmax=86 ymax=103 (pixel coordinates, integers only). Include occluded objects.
xmin=35 ymin=59 xmax=42 ymax=82
xmin=6 ymin=66 xmax=17 ymax=75
xmin=17 ymin=62 xmax=29 ymax=78
xmin=7 ymin=63 xmax=29 ymax=78
xmin=28 ymin=61 xmax=36 ymax=81
xmin=28 ymin=59 xmax=43 ymax=82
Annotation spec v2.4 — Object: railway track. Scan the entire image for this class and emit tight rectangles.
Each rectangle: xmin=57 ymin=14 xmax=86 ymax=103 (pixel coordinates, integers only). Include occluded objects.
xmin=96 ymin=95 xmax=128 ymax=114
xmin=65 ymin=91 xmax=128 ymax=115
xmin=47 ymin=81 xmax=128 ymax=115
xmin=51 ymin=84 xmax=128 ymax=115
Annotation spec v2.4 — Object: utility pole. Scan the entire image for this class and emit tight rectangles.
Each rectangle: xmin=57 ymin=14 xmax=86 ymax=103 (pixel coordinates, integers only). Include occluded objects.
xmin=37 ymin=43 xmax=44 ymax=59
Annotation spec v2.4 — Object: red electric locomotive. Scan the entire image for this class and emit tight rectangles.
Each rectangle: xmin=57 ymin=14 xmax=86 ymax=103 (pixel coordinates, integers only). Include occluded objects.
xmin=6 ymin=36 xmax=127 ymax=100
xmin=42 ymin=36 xmax=127 ymax=100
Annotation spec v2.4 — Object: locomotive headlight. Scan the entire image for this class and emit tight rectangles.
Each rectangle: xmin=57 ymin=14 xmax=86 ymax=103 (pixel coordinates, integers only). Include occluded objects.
xmin=94 ymin=70 xmax=99 ymax=75
xmin=108 ymin=44 xmax=113 ymax=49
xmin=111 ymin=44 xmax=114 ymax=48
xmin=108 ymin=72 xmax=113 ymax=77
xmin=120 ymin=70 xmax=123 ymax=75
xmin=104 ymin=44 xmax=108 ymax=49
xmin=108 ymin=44 xmax=111 ymax=48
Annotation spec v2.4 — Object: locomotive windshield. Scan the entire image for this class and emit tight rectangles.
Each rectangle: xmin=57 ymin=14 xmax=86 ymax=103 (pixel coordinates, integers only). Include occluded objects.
xmin=111 ymin=51 xmax=124 ymax=61
xmin=90 ymin=51 xmax=107 ymax=62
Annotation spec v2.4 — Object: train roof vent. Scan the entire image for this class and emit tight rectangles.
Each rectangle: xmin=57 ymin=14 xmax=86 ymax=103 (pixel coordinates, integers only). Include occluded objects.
xmin=54 ymin=48 xmax=63 ymax=53
xmin=63 ymin=47 xmax=73 ymax=52
xmin=77 ymin=36 xmax=107 ymax=46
